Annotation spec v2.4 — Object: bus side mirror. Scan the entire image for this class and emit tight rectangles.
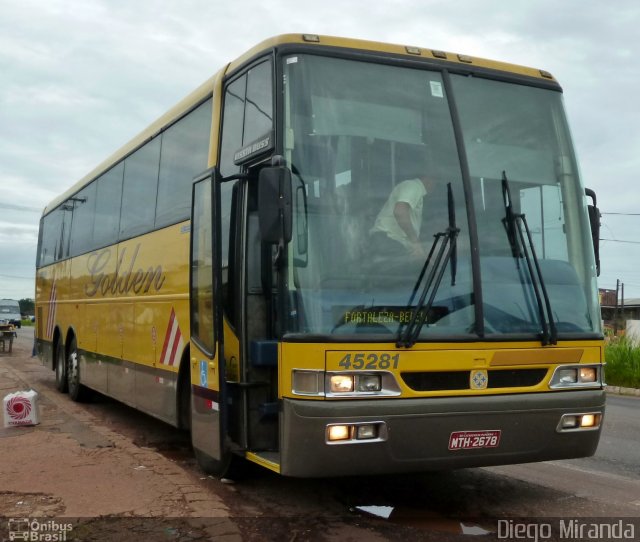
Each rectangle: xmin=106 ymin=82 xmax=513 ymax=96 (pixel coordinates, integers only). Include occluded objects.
xmin=585 ymin=188 xmax=601 ymax=276
xmin=258 ymin=166 xmax=292 ymax=244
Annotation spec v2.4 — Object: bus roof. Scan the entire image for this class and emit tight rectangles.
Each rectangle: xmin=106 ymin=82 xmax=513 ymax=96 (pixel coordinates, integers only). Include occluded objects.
xmin=227 ymin=33 xmax=555 ymax=82
xmin=43 ymin=33 xmax=555 ymax=216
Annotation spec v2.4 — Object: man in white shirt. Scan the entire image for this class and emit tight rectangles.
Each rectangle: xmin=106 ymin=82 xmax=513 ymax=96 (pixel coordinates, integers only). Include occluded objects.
xmin=370 ymin=175 xmax=433 ymax=258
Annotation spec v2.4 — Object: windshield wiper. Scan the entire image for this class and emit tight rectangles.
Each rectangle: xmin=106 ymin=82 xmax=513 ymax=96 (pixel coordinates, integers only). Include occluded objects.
xmin=396 ymin=184 xmax=459 ymax=348
xmin=501 ymin=171 xmax=557 ymax=345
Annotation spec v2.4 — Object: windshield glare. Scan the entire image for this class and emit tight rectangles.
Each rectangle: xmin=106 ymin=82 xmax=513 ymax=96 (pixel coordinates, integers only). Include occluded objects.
xmin=282 ymin=54 xmax=600 ymax=340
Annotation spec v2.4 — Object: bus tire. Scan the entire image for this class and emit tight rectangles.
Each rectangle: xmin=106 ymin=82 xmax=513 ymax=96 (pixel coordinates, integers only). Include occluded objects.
xmin=67 ymin=337 xmax=90 ymax=402
xmin=193 ymin=447 xmax=249 ymax=480
xmin=54 ymin=339 xmax=68 ymax=393
xmin=193 ymin=447 xmax=231 ymax=476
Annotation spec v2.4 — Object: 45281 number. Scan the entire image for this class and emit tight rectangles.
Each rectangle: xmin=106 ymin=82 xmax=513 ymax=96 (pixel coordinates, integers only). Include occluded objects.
xmin=338 ymin=352 xmax=400 ymax=370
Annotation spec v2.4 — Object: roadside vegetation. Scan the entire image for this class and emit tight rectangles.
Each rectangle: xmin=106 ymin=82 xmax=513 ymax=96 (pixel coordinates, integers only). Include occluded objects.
xmin=604 ymin=337 xmax=640 ymax=389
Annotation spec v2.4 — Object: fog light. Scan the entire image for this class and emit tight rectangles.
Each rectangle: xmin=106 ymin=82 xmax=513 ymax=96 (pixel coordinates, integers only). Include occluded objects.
xmin=330 ymin=375 xmax=354 ymax=393
xmin=557 ymin=368 xmax=577 ymax=384
xmin=356 ymin=424 xmax=377 ymax=440
xmin=580 ymin=414 xmax=597 ymax=428
xmin=561 ymin=415 xmax=579 ymax=429
xmin=328 ymin=425 xmax=350 ymax=441
xmin=356 ymin=374 xmax=382 ymax=392
xmin=579 ymin=367 xmax=597 ymax=383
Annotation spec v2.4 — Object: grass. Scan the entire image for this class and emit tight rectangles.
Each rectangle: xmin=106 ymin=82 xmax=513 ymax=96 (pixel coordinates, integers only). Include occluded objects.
xmin=604 ymin=337 xmax=640 ymax=389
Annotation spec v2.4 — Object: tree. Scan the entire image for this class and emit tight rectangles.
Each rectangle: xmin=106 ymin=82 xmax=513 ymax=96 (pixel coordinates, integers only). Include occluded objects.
xmin=19 ymin=298 xmax=34 ymax=316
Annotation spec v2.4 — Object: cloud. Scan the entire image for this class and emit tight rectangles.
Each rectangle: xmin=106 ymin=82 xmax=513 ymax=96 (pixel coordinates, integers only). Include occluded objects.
xmin=1 ymin=0 xmax=639 ymax=298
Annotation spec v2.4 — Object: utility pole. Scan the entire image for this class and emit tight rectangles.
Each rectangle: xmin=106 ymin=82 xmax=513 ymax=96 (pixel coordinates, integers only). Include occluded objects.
xmin=621 ymin=282 xmax=625 ymax=335
xmin=614 ymin=279 xmax=620 ymax=336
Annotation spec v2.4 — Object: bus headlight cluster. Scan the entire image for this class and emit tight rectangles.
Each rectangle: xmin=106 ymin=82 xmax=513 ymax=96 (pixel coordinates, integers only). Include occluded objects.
xmin=291 ymin=370 xmax=401 ymax=397
xmin=549 ymin=365 xmax=602 ymax=389
xmin=329 ymin=374 xmax=381 ymax=394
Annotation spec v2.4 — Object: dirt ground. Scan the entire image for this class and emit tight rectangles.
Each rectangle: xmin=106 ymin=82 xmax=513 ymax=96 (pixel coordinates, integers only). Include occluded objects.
xmin=2 ymin=330 xmax=436 ymax=542
xmin=0 ymin=328 xmax=248 ymax=541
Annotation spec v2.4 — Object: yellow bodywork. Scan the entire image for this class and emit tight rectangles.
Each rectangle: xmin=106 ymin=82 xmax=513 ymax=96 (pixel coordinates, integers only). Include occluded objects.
xmin=37 ymin=223 xmax=190 ymax=375
xmin=280 ymin=341 xmax=603 ymax=400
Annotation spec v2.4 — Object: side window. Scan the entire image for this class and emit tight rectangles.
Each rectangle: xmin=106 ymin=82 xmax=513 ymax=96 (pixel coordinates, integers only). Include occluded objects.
xmin=94 ymin=163 xmax=124 ymax=249
xmin=244 ymin=61 xmax=273 ymax=143
xmin=219 ymin=75 xmax=247 ymax=177
xmin=59 ymin=207 xmax=72 ymax=261
xmin=191 ymin=178 xmax=215 ymax=354
xmin=156 ymin=99 xmax=213 ymax=228
xmin=120 ymin=137 xmax=161 ymax=240
xmin=220 ymin=180 xmax=238 ymax=328
xmin=218 ymin=58 xmax=274 ymax=178
xmin=40 ymin=210 xmax=62 ymax=267
xmin=69 ymin=182 xmax=97 ymax=257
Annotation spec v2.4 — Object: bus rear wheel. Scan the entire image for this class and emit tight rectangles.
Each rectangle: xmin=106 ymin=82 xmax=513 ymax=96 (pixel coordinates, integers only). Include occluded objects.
xmin=67 ymin=338 xmax=90 ymax=402
xmin=54 ymin=340 xmax=68 ymax=393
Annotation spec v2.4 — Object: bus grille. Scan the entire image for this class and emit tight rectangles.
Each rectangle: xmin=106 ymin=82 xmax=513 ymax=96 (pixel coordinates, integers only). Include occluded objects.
xmin=400 ymin=369 xmax=548 ymax=391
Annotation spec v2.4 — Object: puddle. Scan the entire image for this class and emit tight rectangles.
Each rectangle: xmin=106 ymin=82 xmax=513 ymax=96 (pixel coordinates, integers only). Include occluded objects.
xmin=354 ymin=505 xmax=492 ymax=536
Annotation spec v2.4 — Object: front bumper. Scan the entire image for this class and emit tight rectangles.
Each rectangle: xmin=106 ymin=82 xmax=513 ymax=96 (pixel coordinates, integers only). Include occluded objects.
xmin=280 ymin=390 xmax=605 ymax=477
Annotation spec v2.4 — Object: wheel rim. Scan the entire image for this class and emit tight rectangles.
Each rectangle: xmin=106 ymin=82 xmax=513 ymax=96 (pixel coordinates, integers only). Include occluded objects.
xmin=68 ymin=350 xmax=79 ymax=391
xmin=56 ymin=348 xmax=63 ymax=380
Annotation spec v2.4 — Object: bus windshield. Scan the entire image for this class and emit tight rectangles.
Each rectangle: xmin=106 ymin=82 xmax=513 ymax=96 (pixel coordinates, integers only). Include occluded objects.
xmin=283 ymin=54 xmax=600 ymax=340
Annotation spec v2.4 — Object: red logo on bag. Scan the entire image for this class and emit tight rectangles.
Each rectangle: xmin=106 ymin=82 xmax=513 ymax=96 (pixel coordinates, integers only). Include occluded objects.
xmin=7 ymin=396 xmax=31 ymax=420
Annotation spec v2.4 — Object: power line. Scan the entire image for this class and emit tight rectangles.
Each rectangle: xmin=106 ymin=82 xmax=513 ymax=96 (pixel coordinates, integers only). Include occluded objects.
xmin=0 ymin=203 xmax=41 ymax=213
xmin=600 ymin=238 xmax=640 ymax=244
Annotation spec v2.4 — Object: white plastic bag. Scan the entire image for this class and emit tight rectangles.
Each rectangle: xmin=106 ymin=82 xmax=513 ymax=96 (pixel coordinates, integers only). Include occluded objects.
xmin=3 ymin=390 xmax=40 ymax=427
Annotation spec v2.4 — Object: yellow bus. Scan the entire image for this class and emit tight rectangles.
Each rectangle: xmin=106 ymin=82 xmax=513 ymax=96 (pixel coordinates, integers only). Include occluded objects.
xmin=36 ymin=34 xmax=605 ymax=477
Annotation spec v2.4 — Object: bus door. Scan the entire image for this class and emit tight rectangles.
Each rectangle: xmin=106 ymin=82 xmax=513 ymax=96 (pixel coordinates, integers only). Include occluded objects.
xmin=224 ymin=174 xmax=280 ymax=465
xmin=245 ymin=176 xmax=279 ymax=454
xmin=189 ymin=171 xmax=226 ymax=470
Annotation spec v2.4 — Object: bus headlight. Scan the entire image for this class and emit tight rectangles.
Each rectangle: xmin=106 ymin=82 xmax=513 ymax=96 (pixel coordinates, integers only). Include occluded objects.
xmin=356 ymin=374 xmax=382 ymax=392
xmin=330 ymin=375 xmax=354 ymax=393
xmin=579 ymin=367 xmax=597 ymax=383
xmin=549 ymin=365 xmax=602 ymax=389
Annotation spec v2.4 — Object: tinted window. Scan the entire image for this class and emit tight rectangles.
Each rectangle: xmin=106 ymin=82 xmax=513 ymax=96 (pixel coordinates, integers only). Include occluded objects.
xmin=219 ymin=75 xmax=247 ymax=177
xmin=94 ymin=163 xmax=124 ymax=249
xmin=120 ymin=137 xmax=160 ymax=239
xmin=244 ymin=61 xmax=273 ymax=142
xmin=190 ymin=178 xmax=215 ymax=354
xmin=220 ymin=180 xmax=238 ymax=327
xmin=40 ymin=210 xmax=62 ymax=266
xmin=59 ymin=206 xmax=72 ymax=261
xmin=156 ymin=99 xmax=213 ymax=228
xmin=69 ymin=182 xmax=97 ymax=256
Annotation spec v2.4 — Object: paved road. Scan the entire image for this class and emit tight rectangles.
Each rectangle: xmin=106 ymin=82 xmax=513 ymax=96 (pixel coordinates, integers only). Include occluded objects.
xmin=482 ymin=388 xmax=640 ymax=518
xmin=2 ymin=327 xmax=639 ymax=541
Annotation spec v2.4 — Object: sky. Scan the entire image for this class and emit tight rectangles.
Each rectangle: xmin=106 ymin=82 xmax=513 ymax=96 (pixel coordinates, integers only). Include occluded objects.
xmin=1 ymin=0 xmax=639 ymax=302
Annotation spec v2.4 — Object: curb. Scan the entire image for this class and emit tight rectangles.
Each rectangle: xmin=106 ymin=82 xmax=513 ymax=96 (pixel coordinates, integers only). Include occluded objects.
xmin=605 ymin=385 xmax=640 ymax=397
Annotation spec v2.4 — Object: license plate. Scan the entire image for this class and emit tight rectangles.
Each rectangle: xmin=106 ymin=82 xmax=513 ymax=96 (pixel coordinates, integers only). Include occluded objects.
xmin=448 ymin=430 xmax=501 ymax=451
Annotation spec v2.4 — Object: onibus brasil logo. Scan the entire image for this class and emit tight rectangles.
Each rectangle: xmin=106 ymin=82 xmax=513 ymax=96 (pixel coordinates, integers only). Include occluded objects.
xmin=7 ymin=518 xmax=73 ymax=541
